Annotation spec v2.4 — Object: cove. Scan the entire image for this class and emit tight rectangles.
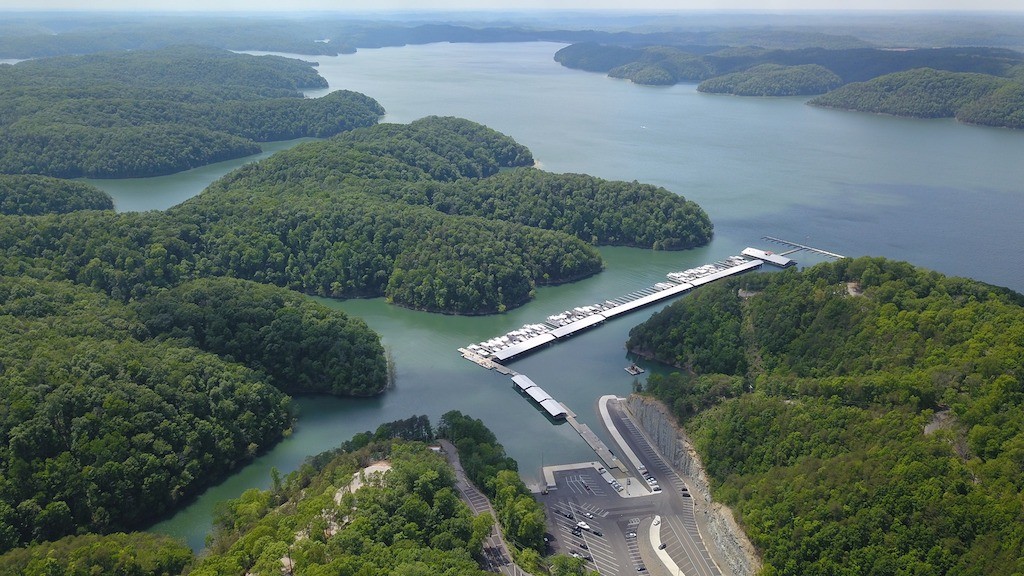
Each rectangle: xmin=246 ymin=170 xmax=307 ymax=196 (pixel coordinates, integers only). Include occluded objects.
xmin=84 ymin=138 xmax=315 ymax=212
xmin=147 ymin=42 xmax=1024 ymax=550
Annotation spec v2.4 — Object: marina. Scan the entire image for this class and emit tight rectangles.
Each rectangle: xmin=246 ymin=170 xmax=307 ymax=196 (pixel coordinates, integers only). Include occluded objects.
xmin=460 ymin=252 xmax=765 ymax=365
xmin=762 ymin=236 xmax=846 ymax=260
xmin=458 ymin=251 xmax=775 ymax=470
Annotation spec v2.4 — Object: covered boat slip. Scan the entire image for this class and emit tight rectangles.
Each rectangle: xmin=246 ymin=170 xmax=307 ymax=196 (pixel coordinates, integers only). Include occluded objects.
xmin=599 ymin=280 xmax=694 ymax=319
xmin=492 ymin=333 xmax=557 ymax=362
xmin=742 ymin=246 xmax=794 ymax=268
xmin=511 ymin=374 xmax=567 ymax=419
xmin=467 ymin=254 xmax=770 ymax=364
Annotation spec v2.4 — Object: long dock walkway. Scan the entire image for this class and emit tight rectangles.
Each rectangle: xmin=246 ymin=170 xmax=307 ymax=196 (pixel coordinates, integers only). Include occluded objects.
xmin=462 ymin=254 xmax=764 ymax=365
xmin=762 ymin=236 xmax=845 ymax=259
xmin=565 ymin=415 xmax=627 ymax=474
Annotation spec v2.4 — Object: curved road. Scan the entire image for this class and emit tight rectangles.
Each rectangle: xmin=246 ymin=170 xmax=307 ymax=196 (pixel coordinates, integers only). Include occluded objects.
xmin=439 ymin=439 xmax=532 ymax=576
xmin=605 ymin=400 xmax=724 ymax=576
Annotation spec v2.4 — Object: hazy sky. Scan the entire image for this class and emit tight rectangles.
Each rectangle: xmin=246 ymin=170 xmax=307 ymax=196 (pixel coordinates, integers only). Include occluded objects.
xmin=5 ymin=0 xmax=1023 ymax=11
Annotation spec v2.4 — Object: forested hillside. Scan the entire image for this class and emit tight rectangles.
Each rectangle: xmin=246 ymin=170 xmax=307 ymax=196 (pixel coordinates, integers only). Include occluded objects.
xmin=436 ymin=411 xmax=547 ymax=570
xmin=557 ymin=42 xmax=1024 ymax=127
xmin=169 ymin=116 xmax=710 ymax=313
xmin=0 ymin=532 xmax=192 ymax=576
xmin=0 ymin=46 xmax=383 ymax=178
xmin=433 ymin=168 xmax=712 ymax=249
xmin=697 ymin=63 xmax=842 ymax=96
xmin=810 ymin=68 xmax=1024 ymax=127
xmin=0 ymin=117 xmax=710 ymax=314
xmin=627 ymin=257 xmax=1024 ymax=575
xmin=556 ymin=44 xmax=1023 ymax=86
xmin=193 ymin=417 xmax=524 ymax=576
xmin=134 ymin=278 xmax=387 ymax=397
xmin=0 ymin=277 xmax=293 ymax=551
xmin=0 ymin=14 xmax=879 ymax=60
xmin=0 ymin=174 xmax=112 ymax=215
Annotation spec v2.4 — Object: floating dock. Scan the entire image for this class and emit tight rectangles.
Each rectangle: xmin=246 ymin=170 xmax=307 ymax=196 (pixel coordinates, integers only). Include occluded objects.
xmin=742 ymin=247 xmax=794 ymax=268
xmin=458 ymin=244 xmax=839 ymax=474
xmin=461 ymin=254 xmax=764 ymax=364
xmin=762 ymin=236 xmax=845 ymax=260
xmin=512 ymin=374 xmax=567 ymax=419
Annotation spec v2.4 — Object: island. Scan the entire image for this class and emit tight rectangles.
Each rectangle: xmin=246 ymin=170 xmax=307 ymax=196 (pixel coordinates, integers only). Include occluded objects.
xmin=556 ymin=42 xmax=1024 ymax=128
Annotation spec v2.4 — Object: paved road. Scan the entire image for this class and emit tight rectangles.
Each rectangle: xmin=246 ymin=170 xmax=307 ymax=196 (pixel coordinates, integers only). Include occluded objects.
xmin=439 ymin=439 xmax=532 ymax=576
xmin=538 ymin=398 xmax=728 ymax=576
xmin=605 ymin=401 xmax=724 ymax=576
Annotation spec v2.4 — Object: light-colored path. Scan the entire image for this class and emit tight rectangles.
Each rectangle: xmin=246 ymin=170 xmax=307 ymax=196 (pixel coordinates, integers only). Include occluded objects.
xmin=439 ymin=439 xmax=532 ymax=576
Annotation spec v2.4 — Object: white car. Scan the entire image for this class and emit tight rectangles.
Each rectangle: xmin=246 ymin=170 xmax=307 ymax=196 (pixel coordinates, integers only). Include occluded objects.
xmin=576 ymin=521 xmax=590 ymax=531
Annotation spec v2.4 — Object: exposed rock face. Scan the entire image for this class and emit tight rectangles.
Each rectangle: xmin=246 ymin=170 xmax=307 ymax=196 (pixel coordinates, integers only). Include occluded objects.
xmin=626 ymin=394 xmax=762 ymax=576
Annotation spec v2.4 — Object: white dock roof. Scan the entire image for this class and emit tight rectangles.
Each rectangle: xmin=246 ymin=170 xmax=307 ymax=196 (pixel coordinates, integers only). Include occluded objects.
xmin=525 ymin=385 xmax=554 ymax=404
xmin=549 ymin=314 xmax=605 ymax=338
xmin=511 ymin=374 xmax=537 ymax=391
xmin=742 ymin=247 xmax=793 ymax=267
xmin=539 ymin=398 xmax=567 ymax=419
xmin=491 ymin=332 xmax=556 ymax=362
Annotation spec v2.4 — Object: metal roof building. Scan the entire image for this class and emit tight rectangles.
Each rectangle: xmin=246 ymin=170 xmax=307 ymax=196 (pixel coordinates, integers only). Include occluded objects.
xmin=742 ymin=247 xmax=794 ymax=268
xmin=511 ymin=374 xmax=537 ymax=392
xmin=491 ymin=332 xmax=556 ymax=362
xmin=525 ymin=386 xmax=554 ymax=404
xmin=549 ymin=314 xmax=605 ymax=338
xmin=538 ymin=398 xmax=567 ymax=419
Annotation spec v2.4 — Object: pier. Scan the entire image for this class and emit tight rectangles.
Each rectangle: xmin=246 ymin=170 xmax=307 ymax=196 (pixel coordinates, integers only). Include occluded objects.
xmin=461 ymin=253 xmax=764 ymax=364
xmin=762 ymin=236 xmax=846 ymax=259
xmin=458 ymin=251 xmax=784 ymax=469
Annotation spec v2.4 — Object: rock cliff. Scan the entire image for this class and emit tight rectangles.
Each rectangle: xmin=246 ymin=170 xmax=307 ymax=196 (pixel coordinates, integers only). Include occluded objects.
xmin=625 ymin=394 xmax=762 ymax=576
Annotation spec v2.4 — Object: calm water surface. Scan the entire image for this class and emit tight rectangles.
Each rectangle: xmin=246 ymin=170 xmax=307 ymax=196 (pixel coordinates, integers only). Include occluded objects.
xmin=148 ymin=42 xmax=1024 ymax=549
xmin=85 ymin=139 xmax=314 ymax=212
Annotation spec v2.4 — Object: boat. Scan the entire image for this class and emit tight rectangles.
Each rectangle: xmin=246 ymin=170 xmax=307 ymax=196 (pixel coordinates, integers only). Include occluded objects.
xmin=624 ymin=363 xmax=645 ymax=376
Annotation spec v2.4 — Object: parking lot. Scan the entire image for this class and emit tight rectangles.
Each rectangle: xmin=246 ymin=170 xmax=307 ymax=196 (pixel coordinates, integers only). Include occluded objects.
xmin=539 ymin=398 xmax=726 ymax=576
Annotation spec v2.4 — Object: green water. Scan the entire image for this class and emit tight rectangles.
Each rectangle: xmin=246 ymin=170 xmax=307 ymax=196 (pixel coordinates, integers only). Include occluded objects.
xmin=144 ymin=42 xmax=1024 ymax=550
xmin=85 ymin=139 xmax=315 ymax=212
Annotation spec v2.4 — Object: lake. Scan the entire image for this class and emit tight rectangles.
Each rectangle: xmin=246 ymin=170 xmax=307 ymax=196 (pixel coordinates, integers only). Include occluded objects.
xmin=131 ymin=42 xmax=1024 ymax=549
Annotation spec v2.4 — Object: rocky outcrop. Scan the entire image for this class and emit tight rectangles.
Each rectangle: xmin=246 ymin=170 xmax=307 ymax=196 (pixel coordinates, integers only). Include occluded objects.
xmin=626 ymin=394 xmax=761 ymax=576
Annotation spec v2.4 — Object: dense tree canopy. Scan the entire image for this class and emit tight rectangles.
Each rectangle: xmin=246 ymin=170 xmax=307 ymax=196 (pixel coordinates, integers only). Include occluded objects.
xmin=559 ymin=42 xmax=1024 ymax=128
xmin=0 ymin=532 xmax=192 ymax=576
xmin=810 ymin=68 xmax=1024 ymax=127
xmin=0 ymin=46 xmax=383 ymax=177
xmin=698 ymin=63 xmax=843 ymax=96
xmin=558 ymin=43 xmax=1023 ymax=86
xmin=628 ymin=257 xmax=1024 ymax=575
xmin=0 ymin=174 xmax=112 ymax=215
xmin=135 ymin=277 xmax=387 ymax=396
xmin=432 ymin=168 xmax=712 ymax=249
xmin=0 ymin=116 xmax=710 ymax=315
xmin=0 ymin=277 xmax=293 ymax=552
xmin=958 ymin=81 xmax=1024 ymax=129
xmin=436 ymin=411 xmax=547 ymax=556
xmin=193 ymin=432 xmax=489 ymax=576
